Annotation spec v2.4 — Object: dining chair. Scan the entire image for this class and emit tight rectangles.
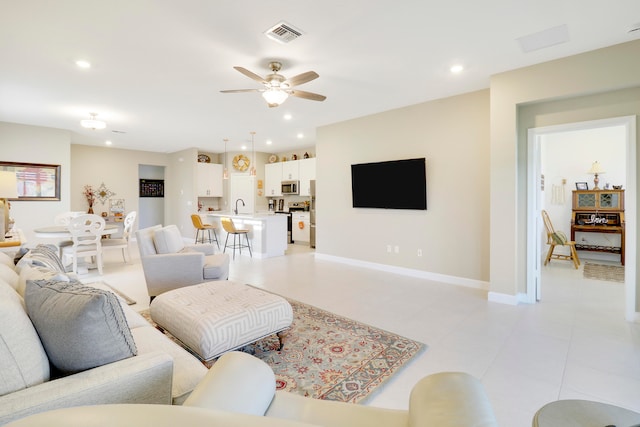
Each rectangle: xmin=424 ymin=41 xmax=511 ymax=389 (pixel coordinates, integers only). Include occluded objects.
xmin=54 ymin=211 xmax=82 ymax=258
xmin=541 ymin=210 xmax=580 ymax=269
xmin=221 ymin=217 xmax=252 ymax=259
xmin=190 ymin=214 xmax=220 ymax=249
xmin=101 ymin=211 xmax=137 ymax=263
xmin=61 ymin=214 xmax=106 ymax=275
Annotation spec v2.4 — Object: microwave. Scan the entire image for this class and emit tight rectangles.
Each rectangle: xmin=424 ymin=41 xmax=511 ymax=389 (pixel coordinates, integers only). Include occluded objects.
xmin=281 ymin=180 xmax=299 ymax=195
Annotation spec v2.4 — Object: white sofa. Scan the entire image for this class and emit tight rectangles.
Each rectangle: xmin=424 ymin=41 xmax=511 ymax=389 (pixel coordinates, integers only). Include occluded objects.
xmin=0 ymin=246 xmax=207 ymax=425
xmin=5 ymin=351 xmax=500 ymax=427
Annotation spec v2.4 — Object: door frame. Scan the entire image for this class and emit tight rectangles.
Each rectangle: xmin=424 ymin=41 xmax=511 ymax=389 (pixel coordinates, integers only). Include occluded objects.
xmin=526 ymin=116 xmax=637 ymax=321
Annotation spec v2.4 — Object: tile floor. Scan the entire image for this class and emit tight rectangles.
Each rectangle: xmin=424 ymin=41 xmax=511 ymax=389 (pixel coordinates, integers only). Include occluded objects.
xmin=90 ymin=242 xmax=640 ymax=427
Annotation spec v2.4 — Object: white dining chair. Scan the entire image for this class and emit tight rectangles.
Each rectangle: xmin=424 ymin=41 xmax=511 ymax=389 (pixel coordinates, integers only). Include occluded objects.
xmin=61 ymin=214 xmax=105 ymax=275
xmin=55 ymin=211 xmax=87 ymax=259
xmin=101 ymin=211 xmax=137 ymax=263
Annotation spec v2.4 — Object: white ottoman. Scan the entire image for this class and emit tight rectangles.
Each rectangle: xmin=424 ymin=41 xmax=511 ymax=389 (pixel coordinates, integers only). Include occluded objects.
xmin=149 ymin=281 xmax=293 ymax=362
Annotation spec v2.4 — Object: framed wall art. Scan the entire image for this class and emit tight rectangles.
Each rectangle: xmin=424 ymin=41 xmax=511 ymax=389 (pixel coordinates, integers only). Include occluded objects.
xmin=0 ymin=161 xmax=61 ymax=201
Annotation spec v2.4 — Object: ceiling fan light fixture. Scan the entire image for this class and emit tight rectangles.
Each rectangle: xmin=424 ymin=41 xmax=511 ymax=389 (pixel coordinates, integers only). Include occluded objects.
xmin=262 ymin=88 xmax=288 ymax=106
xmin=81 ymin=113 xmax=106 ymax=130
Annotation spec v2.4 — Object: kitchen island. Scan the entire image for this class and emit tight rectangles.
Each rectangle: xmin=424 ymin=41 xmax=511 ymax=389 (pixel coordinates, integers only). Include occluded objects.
xmin=204 ymin=212 xmax=287 ymax=258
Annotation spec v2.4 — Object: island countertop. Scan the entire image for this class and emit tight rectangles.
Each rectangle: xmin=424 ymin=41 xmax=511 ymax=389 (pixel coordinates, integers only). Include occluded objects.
xmin=203 ymin=212 xmax=287 ymax=258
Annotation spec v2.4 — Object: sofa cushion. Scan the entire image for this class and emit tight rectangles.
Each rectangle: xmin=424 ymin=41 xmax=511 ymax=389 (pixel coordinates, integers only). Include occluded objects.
xmin=24 ymin=279 xmax=137 ymax=374
xmin=153 ymin=225 xmax=185 ymax=254
xmin=0 ymin=283 xmax=50 ymax=397
xmin=0 ymin=263 xmax=18 ymax=289
xmin=203 ymin=254 xmax=230 ymax=280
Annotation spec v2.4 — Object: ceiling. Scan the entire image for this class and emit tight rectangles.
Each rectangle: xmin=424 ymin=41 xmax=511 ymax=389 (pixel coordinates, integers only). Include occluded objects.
xmin=1 ymin=1 xmax=639 ymax=155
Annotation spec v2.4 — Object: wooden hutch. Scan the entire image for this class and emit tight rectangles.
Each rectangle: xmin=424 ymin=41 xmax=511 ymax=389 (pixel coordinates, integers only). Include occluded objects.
xmin=570 ymin=189 xmax=625 ymax=265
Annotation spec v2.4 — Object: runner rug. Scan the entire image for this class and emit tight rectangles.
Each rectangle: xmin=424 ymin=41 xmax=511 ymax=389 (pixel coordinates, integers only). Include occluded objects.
xmin=140 ymin=297 xmax=426 ymax=403
xmin=583 ymin=262 xmax=625 ymax=283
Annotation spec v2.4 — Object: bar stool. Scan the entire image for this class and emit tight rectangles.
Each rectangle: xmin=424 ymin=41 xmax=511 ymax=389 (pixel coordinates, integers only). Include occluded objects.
xmin=190 ymin=214 xmax=219 ymax=249
xmin=221 ymin=217 xmax=252 ymax=259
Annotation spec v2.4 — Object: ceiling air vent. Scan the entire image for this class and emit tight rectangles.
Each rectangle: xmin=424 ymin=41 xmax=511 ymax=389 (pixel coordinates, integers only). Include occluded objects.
xmin=264 ymin=21 xmax=303 ymax=44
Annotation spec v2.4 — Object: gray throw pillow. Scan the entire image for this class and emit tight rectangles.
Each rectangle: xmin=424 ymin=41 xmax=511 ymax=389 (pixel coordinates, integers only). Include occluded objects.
xmin=24 ymin=279 xmax=137 ymax=374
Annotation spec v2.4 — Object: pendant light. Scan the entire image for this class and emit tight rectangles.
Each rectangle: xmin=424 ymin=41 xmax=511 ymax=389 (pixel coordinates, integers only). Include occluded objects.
xmin=81 ymin=112 xmax=106 ymax=130
xmin=249 ymin=131 xmax=257 ymax=176
xmin=223 ymin=138 xmax=229 ymax=180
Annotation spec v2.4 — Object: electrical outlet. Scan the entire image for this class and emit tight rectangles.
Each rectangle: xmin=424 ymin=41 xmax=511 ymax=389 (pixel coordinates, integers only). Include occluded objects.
xmin=417 ymin=249 xmax=422 ymax=257
xmin=386 ymin=245 xmax=392 ymax=253
xmin=394 ymin=245 xmax=399 ymax=254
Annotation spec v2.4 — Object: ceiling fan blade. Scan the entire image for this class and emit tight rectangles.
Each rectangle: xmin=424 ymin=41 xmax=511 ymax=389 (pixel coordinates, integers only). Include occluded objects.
xmin=233 ymin=66 xmax=267 ymax=84
xmin=290 ymin=89 xmax=326 ymax=101
xmin=220 ymin=89 xmax=261 ymax=93
xmin=286 ymin=71 xmax=319 ymax=87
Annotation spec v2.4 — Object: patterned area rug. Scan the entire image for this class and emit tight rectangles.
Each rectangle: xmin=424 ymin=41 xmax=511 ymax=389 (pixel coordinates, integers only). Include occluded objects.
xmin=141 ymin=297 xmax=425 ymax=403
xmin=583 ymin=262 xmax=625 ymax=283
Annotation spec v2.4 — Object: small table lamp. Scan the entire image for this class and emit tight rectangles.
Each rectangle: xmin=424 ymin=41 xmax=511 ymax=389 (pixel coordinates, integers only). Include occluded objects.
xmin=0 ymin=171 xmax=18 ymax=241
xmin=587 ymin=161 xmax=605 ymax=190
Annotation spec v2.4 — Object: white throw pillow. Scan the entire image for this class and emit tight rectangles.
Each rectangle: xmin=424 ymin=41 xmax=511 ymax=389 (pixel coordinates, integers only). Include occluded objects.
xmin=0 ymin=251 xmax=14 ymax=268
xmin=153 ymin=225 xmax=185 ymax=254
xmin=0 ymin=263 xmax=18 ymax=290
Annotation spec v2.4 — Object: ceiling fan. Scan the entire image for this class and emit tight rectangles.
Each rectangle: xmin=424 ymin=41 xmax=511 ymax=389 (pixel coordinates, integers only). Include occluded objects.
xmin=220 ymin=61 xmax=326 ymax=107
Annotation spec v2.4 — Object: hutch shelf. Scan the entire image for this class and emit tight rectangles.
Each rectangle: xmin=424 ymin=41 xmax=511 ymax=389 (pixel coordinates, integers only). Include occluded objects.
xmin=570 ymin=189 xmax=625 ymax=265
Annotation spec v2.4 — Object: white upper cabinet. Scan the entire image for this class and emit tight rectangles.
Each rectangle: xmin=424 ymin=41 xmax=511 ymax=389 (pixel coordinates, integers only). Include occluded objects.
xmin=265 ymin=162 xmax=283 ymax=197
xmin=197 ymin=163 xmax=223 ymax=197
xmin=282 ymin=161 xmax=299 ymax=180
xmin=298 ymin=158 xmax=316 ymax=196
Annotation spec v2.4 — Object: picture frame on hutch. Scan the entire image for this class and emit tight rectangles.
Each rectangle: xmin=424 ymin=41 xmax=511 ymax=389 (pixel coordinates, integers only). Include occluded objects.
xmin=575 ymin=182 xmax=589 ymax=190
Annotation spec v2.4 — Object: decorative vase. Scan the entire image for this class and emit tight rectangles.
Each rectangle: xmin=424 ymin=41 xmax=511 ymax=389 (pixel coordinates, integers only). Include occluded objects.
xmin=88 ymin=206 xmax=94 ymax=214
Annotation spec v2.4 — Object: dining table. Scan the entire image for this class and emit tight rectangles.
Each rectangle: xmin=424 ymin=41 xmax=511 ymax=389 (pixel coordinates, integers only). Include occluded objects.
xmin=33 ymin=224 xmax=120 ymax=274
xmin=33 ymin=224 xmax=120 ymax=238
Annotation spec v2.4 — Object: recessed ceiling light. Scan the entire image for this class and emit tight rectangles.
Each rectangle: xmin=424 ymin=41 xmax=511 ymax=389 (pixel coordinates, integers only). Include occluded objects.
xmin=283 ymin=114 xmax=292 ymax=120
xmin=450 ymin=65 xmax=464 ymax=74
xmin=241 ymin=145 xmax=247 ymax=150
xmin=297 ymin=133 xmax=304 ymax=139
xmin=76 ymin=60 xmax=91 ymax=69
xmin=105 ymin=140 xmax=112 ymax=146
xmin=266 ymin=140 xmax=273 ymax=145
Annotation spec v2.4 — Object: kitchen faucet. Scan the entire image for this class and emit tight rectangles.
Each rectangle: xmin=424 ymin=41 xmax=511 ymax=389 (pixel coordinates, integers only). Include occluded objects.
xmin=234 ymin=198 xmax=245 ymax=215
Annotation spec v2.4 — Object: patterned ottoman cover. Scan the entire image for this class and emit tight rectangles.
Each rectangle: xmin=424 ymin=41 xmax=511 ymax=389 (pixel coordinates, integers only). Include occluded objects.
xmin=149 ymin=281 xmax=293 ymax=361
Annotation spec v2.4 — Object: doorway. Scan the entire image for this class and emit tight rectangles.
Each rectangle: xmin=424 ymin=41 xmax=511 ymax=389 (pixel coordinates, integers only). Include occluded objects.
xmin=138 ymin=164 xmax=165 ymax=229
xmin=526 ymin=116 xmax=637 ymax=320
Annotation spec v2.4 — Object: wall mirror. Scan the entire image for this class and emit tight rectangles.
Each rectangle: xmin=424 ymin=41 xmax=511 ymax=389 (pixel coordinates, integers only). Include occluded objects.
xmin=0 ymin=162 xmax=61 ymax=201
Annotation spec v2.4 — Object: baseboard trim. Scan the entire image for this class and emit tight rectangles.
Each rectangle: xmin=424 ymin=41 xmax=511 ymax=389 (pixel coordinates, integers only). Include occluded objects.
xmin=488 ymin=291 xmax=520 ymax=305
xmin=314 ymin=252 xmax=490 ymax=291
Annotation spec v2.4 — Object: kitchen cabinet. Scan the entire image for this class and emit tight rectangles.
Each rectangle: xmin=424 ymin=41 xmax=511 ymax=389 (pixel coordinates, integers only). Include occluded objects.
xmin=298 ymin=158 xmax=316 ymax=196
xmin=282 ymin=161 xmax=299 ymax=180
xmin=292 ymin=212 xmax=310 ymax=242
xmin=197 ymin=163 xmax=223 ymax=197
xmin=265 ymin=162 xmax=283 ymax=196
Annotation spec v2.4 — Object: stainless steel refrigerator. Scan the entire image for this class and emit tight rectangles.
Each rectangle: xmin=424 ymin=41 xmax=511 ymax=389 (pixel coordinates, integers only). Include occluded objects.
xmin=309 ymin=180 xmax=316 ymax=248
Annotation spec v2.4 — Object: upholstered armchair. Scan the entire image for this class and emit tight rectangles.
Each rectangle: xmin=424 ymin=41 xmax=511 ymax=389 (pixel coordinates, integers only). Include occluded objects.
xmin=135 ymin=225 xmax=230 ymax=298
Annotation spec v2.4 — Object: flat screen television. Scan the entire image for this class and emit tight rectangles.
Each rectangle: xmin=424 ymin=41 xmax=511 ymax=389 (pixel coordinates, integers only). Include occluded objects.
xmin=351 ymin=158 xmax=427 ymax=210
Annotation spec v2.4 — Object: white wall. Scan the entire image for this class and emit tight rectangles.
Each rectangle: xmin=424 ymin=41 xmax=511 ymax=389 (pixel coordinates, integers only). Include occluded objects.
xmin=0 ymin=122 xmax=71 ymax=243
xmin=490 ymin=39 xmax=640 ymax=300
xmin=317 ymin=89 xmax=490 ymax=283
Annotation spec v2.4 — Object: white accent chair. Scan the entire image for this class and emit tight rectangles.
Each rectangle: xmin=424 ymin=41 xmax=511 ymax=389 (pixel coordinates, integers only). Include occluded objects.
xmin=135 ymin=224 xmax=230 ymax=299
xmin=101 ymin=211 xmax=137 ymax=263
xmin=61 ymin=214 xmax=105 ymax=275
